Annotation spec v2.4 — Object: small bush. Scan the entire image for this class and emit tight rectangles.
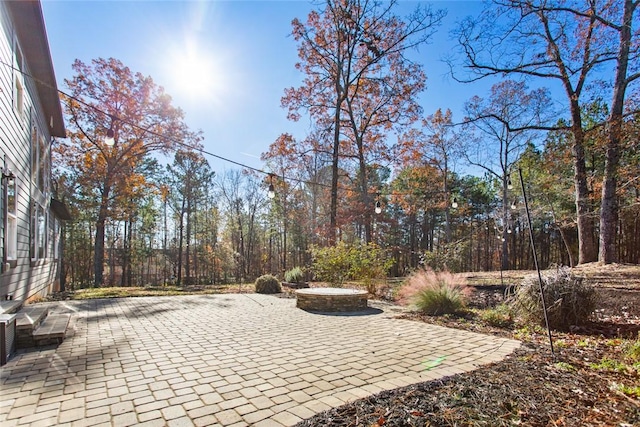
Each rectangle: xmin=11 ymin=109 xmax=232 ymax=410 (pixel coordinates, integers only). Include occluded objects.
xmin=397 ymin=269 xmax=469 ymax=315
xmin=624 ymin=333 xmax=640 ymax=364
xmin=509 ymin=266 xmax=595 ymax=330
xmin=480 ymin=304 xmax=514 ymax=328
xmin=310 ymin=241 xmax=392 ymax=287
xmin=284 ymin=267 xmax=304 ymax=284
xmin=254 ymin=274 xmax=282 ymax=294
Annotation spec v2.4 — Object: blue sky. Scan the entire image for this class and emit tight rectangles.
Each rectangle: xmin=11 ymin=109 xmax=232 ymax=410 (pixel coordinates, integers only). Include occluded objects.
xmin=41 ymin=0 xmax=490 ymax=173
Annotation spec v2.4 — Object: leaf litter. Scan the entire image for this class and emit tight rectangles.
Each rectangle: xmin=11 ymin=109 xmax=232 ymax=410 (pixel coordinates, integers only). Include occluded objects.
xmin=296 ymin=266 xmax=640 ymax=427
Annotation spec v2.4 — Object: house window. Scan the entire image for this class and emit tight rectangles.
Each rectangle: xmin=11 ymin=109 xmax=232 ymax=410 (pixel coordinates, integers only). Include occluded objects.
xmin=6 ymin=179 xmax=17 ymax=261
xmin=13 ymin=76 xmax=24 ymax=120
xmin=38 ymin=134 xmax=47 ymax=190
xmin=31 ymin=202 xmax=47 ymax=261
xmin=30 ymin=126 xmax=50 ymax=192
xmin=51 ymin=218 xmax=60 ymax=260
xmin=13 ymin=39 xmax=25 ymax=121
xmin=31 ymin=125 xmax=38 ymax=184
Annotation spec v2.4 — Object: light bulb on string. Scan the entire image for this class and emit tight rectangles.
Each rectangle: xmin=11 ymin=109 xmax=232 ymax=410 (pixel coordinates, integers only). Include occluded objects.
xmin=451 ymin=197 xmax=458 ymax=209
xmin=267 ymin=174 xmax=275 ymax=199
xmin=104 ymin=128 xmax=115 ymax=146
xmin=375 ymin=200 xmax=382 ymax=214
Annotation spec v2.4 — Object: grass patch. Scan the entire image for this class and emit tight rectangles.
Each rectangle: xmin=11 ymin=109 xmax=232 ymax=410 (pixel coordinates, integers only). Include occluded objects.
xmin=71 ymin=285 xmax=245 ymax=300
xmin=623 ymin=334 xmax=640 ymax=362
xmin=479 ymin=304 xmax=513 ymax=328
xmin=611 ymin=383 xmax=640 ymax=398
xmin=589 ymin=358 xmax=627 ymax=373
xmin=554 ymin=361 xmax=576 ymax=372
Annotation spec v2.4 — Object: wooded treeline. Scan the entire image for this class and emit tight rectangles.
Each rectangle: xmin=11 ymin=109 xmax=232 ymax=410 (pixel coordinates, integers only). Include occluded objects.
xmin=53 ymin=0 xmax=639 ymax=288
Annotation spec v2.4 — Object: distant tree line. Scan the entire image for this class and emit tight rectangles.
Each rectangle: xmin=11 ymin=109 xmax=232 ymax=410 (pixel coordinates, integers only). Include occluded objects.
xmin=53 ymin=0 xmax=639 ymax=288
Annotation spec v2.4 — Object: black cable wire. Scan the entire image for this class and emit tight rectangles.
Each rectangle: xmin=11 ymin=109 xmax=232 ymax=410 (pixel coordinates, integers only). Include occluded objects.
xmin=2 ymin=58 xmax=455 ymax=202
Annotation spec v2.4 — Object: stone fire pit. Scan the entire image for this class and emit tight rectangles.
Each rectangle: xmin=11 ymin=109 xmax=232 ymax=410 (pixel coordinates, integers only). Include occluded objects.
xmin=295 ymin=288 xmax=368 ymax=312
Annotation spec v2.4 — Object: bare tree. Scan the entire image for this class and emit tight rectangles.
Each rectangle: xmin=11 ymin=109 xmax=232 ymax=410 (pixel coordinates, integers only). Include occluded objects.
xmin=463 ymin=80 xmax=551 ymax=269
xmin=450 ymin=0 xmax=640 ymax=264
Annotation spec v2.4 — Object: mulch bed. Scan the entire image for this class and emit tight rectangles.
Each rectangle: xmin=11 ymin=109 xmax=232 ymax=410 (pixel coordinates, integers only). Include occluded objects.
xmin=296 ymin=342 xmax=639 ymax=426
xmin=296 ymin=285 xmax=640 ymax=427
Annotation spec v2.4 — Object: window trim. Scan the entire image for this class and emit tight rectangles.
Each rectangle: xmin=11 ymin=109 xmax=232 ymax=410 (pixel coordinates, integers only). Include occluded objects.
xmin=13 ymin=75 xmax=25 ymax=121
xmin=31 ymin=201 xmax=48 ymax=263
xmin=6 ymin=178 xmax=17 ymax=262
xmin=12 ymin=37 xmax=25 ymax=122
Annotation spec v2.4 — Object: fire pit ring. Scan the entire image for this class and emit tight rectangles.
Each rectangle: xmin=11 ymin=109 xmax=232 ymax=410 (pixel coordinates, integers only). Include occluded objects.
xmin=295 ymin=288 xmax=368 ymax=312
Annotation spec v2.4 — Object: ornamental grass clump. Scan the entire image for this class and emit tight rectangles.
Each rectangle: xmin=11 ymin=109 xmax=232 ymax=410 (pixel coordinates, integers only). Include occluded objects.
xmin=284 ymin=266 xmax=304 ymax=284
xmin=254 ymin=274 xmax=282 ymax=294
xmin=397 ymin=269 xmax=470 ymax=315
xmin=509 ymin=266 xmax=595 ymax=330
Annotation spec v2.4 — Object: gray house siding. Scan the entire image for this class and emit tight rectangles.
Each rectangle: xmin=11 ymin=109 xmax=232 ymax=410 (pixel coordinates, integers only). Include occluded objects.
xmin=0 ymin=0 xmax=66 ymax=303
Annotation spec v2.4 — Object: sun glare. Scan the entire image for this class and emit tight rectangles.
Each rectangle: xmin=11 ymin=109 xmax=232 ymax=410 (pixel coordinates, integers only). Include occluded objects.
xmin=168 ymin=46 xmax=229 ymax=103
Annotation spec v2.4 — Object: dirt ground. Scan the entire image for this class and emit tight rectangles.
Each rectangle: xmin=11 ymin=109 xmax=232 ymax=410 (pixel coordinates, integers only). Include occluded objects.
xmin=296 ymin=264 xmax=640 ymax=427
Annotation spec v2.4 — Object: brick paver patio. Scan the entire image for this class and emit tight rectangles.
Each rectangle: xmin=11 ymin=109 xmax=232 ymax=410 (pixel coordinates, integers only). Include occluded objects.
xmin=0 ymin=294 xmax=520 ymax=426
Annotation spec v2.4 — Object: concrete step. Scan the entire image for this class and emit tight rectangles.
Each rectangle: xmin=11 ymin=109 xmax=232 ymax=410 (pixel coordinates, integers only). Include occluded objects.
xmin=15 ymin=306 xmax=49 ymax=348
xmin=32 ymin=314 xmax=70 ymax=346
xmin=0 ymin=300 xmax=23 ymax=315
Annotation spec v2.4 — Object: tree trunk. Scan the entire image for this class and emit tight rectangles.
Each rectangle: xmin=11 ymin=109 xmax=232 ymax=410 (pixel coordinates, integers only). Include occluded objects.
xmin=93 ymin=188 xmax=110 ymax=287
xmin=571 ymin=116 xmax=597 ymax=264
xmin=121 ymin=220 xmax=128 ymax=287
xmin=282 ymin=198 xmax=288 ymax=274
xmin=59 ymin=223 xmax=66 ymax=292
xmin=600 ymin=0 xmax=634 ymax=264
xmin=443 ymin=159 xmax=451 ymax=244
xmin=163 ymin=193 xmax=168 ymax=285
xmin=356 ymin=135 xmax=372 ymax=243
xmin=185 ymin=198 xmax=192 ymax=284
xmin=177 ymin=205 xmax=185 ymax=286
xmin=330 ymin=101 xmax=342 ymax=245
xmin=501 ymin=179 xmax=510 ymax=271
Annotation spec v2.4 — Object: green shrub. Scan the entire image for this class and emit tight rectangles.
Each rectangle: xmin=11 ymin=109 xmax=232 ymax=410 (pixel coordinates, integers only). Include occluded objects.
xmin=509 ymin=266 xmax=595 ymax=330
xmin=310 ymin=242 xmax=351 ymax=286
xmin=310 ymin=241 xmax=392 ymax=287
xmin=397 ymin=269 xmax=469 ymax=315
xmin=254 ymin=274 xmax=282 ymax=294
xmin=284 ymin=267 xmax=304 ymax=284
xmin=480 ymin=304 xmax=514 ymax=328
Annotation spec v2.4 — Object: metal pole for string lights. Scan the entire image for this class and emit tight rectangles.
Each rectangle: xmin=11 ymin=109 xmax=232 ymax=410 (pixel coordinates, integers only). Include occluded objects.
xmin=518 ymin=168 xmax=554 ymax=355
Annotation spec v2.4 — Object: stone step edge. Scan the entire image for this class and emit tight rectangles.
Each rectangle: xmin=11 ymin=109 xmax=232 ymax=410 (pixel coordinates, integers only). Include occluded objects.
xmin=15 ymin=306 xmax=49 ymax=331
xmin=0 ymin=300 xmax=23 ymax=315
xmin=32 ymin=314 xmax=70 ymax=339
xmin=32 ymin=314 xmax=71 ymax=346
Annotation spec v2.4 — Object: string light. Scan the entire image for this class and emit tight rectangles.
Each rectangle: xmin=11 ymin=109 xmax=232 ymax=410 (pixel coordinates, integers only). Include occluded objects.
xmin=451 ymin=197 xmax=458 ymax=209
xmin=104 ymin=128 xmax=115 ymax=146
xmin=507 ymin=174 xmax=513 ymax=190
xmin=375 ymin=200 xmax=382 ymax=214
xmin=267 ymin=174 xmax=275 ymax=199
xmin=511 ymin=199 xmax=517 ymax=210
xmin=0 ymin=59 xmax=480 ymax=205
xmin=2 ymin=169 xmax=15 ymax=186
